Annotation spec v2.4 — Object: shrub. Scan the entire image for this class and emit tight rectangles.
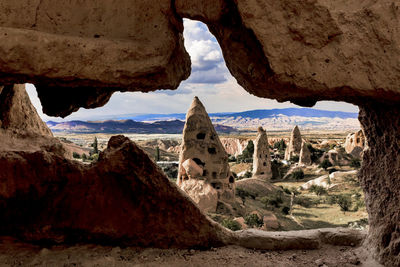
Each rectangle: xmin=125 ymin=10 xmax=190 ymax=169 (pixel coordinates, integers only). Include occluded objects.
xmin=244 ymin=214 xmax=263 ymax=228
xmin=350 ymin=158 xmax=361 ymax=168
xmin=243 ymin=171 xmax=252 ymax=178
xmin=337 ymin=194 xmax=352 ymax=213
xmin=309 ymin=185 xmax=328 ymax=196
xmin=328 ymin=168 xmax=338 ymax=174
xmin=228 ymin=155 xmax=236 ymax=162
xmin=273 ymin=139 xmax=287 ymax=152
xmin=90 ymin=153 xmax=99 ymax=162
xmin=290 ymin=155 xmax=299 ymax=163
xmin=221 ymin=219 xmax=242 ymax=231
xmin=236 ymin=188 xmax=257 ymax=204
xmin=281 ymin=206 xmax=290 ymax=215
xmin=72 ymin=152 xmax=81 ymax=159
xmin=292 ymin=169 xmax=304 ymax=180
xmin=81 ymin=153 xmax=88 ymax=162
xmin=319 ymin=159 xmax=332 ymax=170
xmin=271 ymin=160 xmax=289 ymax=180
xmin=294 ymin=196 xmax=315 ymax=208
xmin=237 ymin=141 xmax=254 ymax=163
xmin=261 ymin=192 xmax=284 ymax=208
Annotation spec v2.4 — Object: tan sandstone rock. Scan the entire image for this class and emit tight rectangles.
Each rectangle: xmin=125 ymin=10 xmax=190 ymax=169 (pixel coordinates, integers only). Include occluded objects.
xmin=178 ymin=97 xmax=235 ymax=211
xmin=284 ymin=126 xmax=302 ymax=160
xmin=252 ymin=127 xmax=272 ymax=180
xmin=180 ymin=179 xmax=218 ymax=213
xmin=345 ymin=130 xmax=365 ymax=159
xmin=299 ymin=142 xmax=312 ymax=165
xmin=262 ymin=212 xmax=280 ymax=231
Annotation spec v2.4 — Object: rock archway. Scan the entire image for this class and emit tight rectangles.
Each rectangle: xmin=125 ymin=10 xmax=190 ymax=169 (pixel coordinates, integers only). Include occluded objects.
xmin=0 ymin=1 xmax=399 ymax=265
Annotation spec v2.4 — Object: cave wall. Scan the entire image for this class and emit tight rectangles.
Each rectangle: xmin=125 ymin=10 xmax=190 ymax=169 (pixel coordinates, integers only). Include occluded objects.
xmin=0 ymin=1 xmax=399 ymax=265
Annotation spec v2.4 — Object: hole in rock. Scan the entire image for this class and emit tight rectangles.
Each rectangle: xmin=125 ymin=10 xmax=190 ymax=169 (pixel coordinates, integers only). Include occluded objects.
xmin=197 ymin=133 xmax=206 ymax=139
xmin=208 ymin=147 xmax=216 ymax=154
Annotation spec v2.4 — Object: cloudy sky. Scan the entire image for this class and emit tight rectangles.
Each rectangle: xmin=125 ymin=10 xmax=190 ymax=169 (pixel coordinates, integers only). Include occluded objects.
xmin=27 ymin=19 xmax=358 ymax=122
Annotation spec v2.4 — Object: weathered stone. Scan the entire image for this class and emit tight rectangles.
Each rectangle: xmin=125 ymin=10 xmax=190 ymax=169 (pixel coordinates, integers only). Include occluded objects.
xmin=180 ymin=179 xmax=218 ymax=213
xmin=0 ymin=135 xmax=228 ymax=248
xmin=262 ymin=212 xmax=279 ymax=231
xmin=0 ymin=1 xmax=190 ymax=117
xmin=220 ymin=137 xmax=249 ymax=157
xmin=345 ymin=130 xmax=365 ymax=159
xmin=299 ymin=142 xmax=312 ymax=165
xmin=182 ymin=158 xmax=204 ymax=179
xmin=358 ymin=103 xmax=400 ymax=267
xmin=284 ymin=126 xmax=302 ymax=160
xmin=252 ymin=127 xmax=272 ymax=180
xmin=0 ymin=84 xmax=52 ymax=137
xmin=233 ymin=217 xmax=247 ymax=230
xmin=178 ymin=97 xmax=235 ymax=210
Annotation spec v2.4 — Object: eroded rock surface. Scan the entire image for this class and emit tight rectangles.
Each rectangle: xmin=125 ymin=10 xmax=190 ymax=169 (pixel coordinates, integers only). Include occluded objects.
xmin=178 ymin=97 xmax=235 ymax=211
xmin=252 ymin=127 xmax=272 ymax=180
xmin=345 ymin=130 xmax=365 ymax=159
xmin=0 ymin=1 xmax=190 ymax=117
xmin=284 ymin=125 xmax=302 ymax=160
xmin=0 ymin=135 xmax=227 ymax=248
xmin=299 ymin=142 xmax=312 ymax=165
xmin=359 ymin=103 xmax=400 ymax=267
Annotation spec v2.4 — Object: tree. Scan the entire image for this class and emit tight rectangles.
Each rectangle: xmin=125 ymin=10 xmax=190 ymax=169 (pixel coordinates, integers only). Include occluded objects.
xmin=91 ymin=137 xmax=99 ymax=154
xmin=155 ymin=146 xmax=160 ymax=161
xmin=236 ymin=141 xmax=254 ymax=163
xmin=81 ymin=153 xmax=88 ymax=162
xmin=319 ymin=159 xmax=332 ymax=170
xmin=244 ymin=214 xmax=263 ymax=228
xmin=72 ymin=152 xmax=81 ymax=159
xmin=337 ymin=194 xmax=352 ymax=213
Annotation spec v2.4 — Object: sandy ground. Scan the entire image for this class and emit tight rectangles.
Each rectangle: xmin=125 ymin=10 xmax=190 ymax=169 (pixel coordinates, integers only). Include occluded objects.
xmin=0 ymin=237 xmax=380 ymax=267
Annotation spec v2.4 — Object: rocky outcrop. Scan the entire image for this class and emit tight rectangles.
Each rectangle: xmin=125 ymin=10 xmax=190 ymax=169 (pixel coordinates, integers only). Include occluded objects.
xmin=252 ymin=127 xmax=272 ymax=180
xmin=178 ymin=97 xmax=235 ymax=211
xmin=345 ymin=130 xmax=365 ymax=159
xmin=299 ymin=142 xmax=312 ymax=165
xmin=220 ymin=138 xmax=249 ymax=157
xmin=0 ymin=135 xmax=228 ymax=248
xmin=0 ymin=84 xmax=52 ymax=137
xmin=284 ymin=125 xmax=302 ymax=160
xmin=358 ymin=103 xmax=400 ymax=267
xmin=0 ymin=1 xmax=190 ymax=117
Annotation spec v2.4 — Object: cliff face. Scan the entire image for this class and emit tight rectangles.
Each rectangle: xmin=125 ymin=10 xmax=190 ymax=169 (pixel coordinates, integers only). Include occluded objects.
xmin=0 ymin=1 xmax=399 ymax=265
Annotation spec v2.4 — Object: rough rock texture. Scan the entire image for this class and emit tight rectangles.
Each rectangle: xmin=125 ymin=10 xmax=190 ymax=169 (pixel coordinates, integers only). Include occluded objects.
xmin=299 ymin=142 xmax=312 ymax=165
xmin=177 ymin=0 xmax=400 ymax=106
xmin=284 ymin=126 xmax=302 ymax=160
xmin=180 ymin=178 xmax=218 ymax=213
xmin=0 ymin=135 xmax=228 ymax=248
xmin=0 ymin=84 xmax=52 ymax=137
xmin=0 ymin=1 xmax=190 ymax=117
xmin=345 ymin=130 xmax=365 ymax=159
xmin=359 ymin=103 xmax=400 ymax=267
xmin=178 ymin=97 xmax=235 ymax=209
xmin=220 ymin=137 xmax=248 ymax=157
xmin=252 ymin=127 xmax=272 ymax=180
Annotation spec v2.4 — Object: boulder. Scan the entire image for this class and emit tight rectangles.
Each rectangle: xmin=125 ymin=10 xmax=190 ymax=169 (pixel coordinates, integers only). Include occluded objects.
xmin=181 ymin=179 xmax=218 ymax=213
xmin=262 ymin=212 xmax=279 ymax=230
xmin=233 ymin=217 xmax=248 ymax=230
xmin=182 ymin=158 xmax=204 ymax=179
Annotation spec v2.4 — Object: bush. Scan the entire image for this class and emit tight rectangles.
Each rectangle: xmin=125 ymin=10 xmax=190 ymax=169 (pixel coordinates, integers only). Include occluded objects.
xmin=281 ymin=206 xmax=290 ymax=215
xmin=291 ymin=169 xmax=304 ymax=180
xmin=350 ymin=158 xmax=361 ymax=168
xmin=72 ymin=152 xmax=81 ymax=159
xmin=309 ymin=185 xmax=328 ymax=196
xmin=243 ymin=171 xmax=252 ymax=178
xmin=244 ymin=214 xmax=263 ymax=228
xmin=307 ymin=144 xmax=325 ymax=163
xmin=319 ymin=159 xmax=332 ymax=170
xmin=228 ymin=155 xmax=236 ymax=162
xmin=337 ymin=194 xmax=352 ymax=212
xmin=294 ymin=196 xmax=317 ymax=208
xmin=290 ymin=155 xmax=299 ymax=162
xmin=261 ymin=192 xmax=284 ymax=208
xmin=81 ymin=153 xmax=88 ymax=162
xmin=328 ymin=168 xmax=338 ymax=174
xmin=271 ymin=160 xmax=289 ymax=180
xmin=236 ymin=188 xmax=257 ymax=204
xmin=273 ymin=139 xmax=286 ymax=152
xmin=90 ymin=153 xmax=99 ymax=162
xmin=221 ymin=219 xmax=242 ymax=231
xmin=237 ymin=141 xmax=254 ymax=163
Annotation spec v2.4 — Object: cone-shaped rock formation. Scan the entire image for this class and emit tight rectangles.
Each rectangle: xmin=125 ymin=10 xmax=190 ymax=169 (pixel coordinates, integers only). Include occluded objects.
xmin=252 ymin=127 xmax=272 ymax=180
xmin=299 ymin=142 xmax=312 ymax=165
xmin=178 ymin=97 xmax=235 ymax=212
xmin=284 ymin=125 xmax=302 ymax=160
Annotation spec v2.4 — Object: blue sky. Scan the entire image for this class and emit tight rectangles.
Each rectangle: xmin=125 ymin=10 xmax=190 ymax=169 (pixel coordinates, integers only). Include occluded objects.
xmin=27 ymin=19 xmax=358 ymax=121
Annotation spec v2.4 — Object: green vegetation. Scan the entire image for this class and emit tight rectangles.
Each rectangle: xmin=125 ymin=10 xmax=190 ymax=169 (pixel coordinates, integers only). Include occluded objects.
xmin=155 ymin=146 xmax=160 ymax=161
xmin=221 ymin=218 xmax=242 ymax=231
xmin=91 ymin=137 xmax=99 ymax=154
xmin=72 ymin=152 xmax=81 ymax=159
xmin=291 ymin=169 xmax=304 ymax=180
xmin=307 ymin=143 xmax=325 ymax=163
xmin=236 ymin=187 xmax=257 ymax=204
xmin=290 ymin=155 xmax=299 ymax=162
xmin=350 ymin=158 xmax=361 ymax=168
xmin=271 ymin=160 xmax=289 ymax=180
xmin=273 ymin=139 xmax=286 ymax=152
xmin=319 ymin=159 xmax=332 ymax=170
xmin=236 ymin=141 xmax=254 ymax=163
xmin=244 ymin=214 xmax=263 ymax=228
xmin=309 ymin=185 xmax=328 ymax=196
xmin=81 ymin=153 xmax=88 ymax=162
xmin=261 ymin=191 xmax=284 ymax=208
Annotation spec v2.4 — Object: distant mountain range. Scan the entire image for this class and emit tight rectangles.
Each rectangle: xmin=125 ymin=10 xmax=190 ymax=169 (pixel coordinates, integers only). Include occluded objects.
xmin=47 ymin=120 xmax=236 ymax=134
xmin=47 ymin=108 xmax=360 ymax=133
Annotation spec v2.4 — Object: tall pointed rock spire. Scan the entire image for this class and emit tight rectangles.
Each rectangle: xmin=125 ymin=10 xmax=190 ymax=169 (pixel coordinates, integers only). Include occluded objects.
xmin=284 ymin=125 xmax=302 ymax=160
xmin=177 ymin=97 xmax=235 ymax=212
xmin=252 ymin=127 xmax=272 ymax=180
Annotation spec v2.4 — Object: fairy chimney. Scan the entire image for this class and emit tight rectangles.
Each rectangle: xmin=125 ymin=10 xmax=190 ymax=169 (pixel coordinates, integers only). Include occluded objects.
xmin=252 ymin=127 xmax=272 ymax=180
xmin=177 ymin=97 xmax=235 ymax=212
xmin=284 ymin=125 xmax=303 ymax=160
xmin=299 ymin=142 xmax=312 ymax=165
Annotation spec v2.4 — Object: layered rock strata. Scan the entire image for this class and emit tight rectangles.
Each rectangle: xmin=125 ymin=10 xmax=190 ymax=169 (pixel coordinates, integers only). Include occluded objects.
xmin=252 ymin=127 xmax=272 ymax=180
xmin=178 ymin=97 xmax=235 ymax=212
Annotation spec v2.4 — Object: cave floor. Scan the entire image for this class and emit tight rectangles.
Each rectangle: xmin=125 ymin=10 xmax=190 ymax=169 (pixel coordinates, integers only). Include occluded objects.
xmin=0 ymin=237 xmax=380 ymax=267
